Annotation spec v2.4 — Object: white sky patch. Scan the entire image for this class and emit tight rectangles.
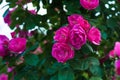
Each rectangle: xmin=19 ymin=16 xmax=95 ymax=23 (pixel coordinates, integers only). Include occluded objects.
xmin=49 ymin=0 xmax=53 ymax=4
xmin=108 ymin=1 xmax=115 ymax=5
xmin=0 ymin=1 xmax=12 ymax=39
xmin=95 ymin=12 xmax=100 ymax=16
xmin=27 ymin=2 xmax=36 ymax=10
xmin=105 ymin=4 xmax=109 ymax=9
xmin=115 ymin=13 xmax=118 ymax=16
xmin=37 ymin=1 xmax=47 ymax=15
xmin=109 ymin=14 xmax=112 ymax=17
xmin=63 ymin=5 xmax=68 ymax=12
xmin=111 ymin=7 xmax=115 ymax=11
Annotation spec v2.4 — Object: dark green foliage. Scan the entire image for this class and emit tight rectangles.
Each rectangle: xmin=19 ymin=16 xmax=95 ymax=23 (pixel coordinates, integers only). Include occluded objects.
xmin=1 ymin=0 xmax=120 ymax=80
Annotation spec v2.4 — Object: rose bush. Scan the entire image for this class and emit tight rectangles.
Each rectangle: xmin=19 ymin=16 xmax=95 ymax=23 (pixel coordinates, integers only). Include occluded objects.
xmin=0 ymin=0 xmax=120 ymax=80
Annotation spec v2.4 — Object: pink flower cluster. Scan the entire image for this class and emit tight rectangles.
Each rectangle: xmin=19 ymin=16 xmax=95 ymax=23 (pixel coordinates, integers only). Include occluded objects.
xmin=0 ymin=35 xmax=27 ymax=58
xmin=52 ymin=14 xmax=101 ymax=63
xmin=108 ymin=42 xmax=120 ymax=75
xmin=80 ymin=0 xmax=99 ymax=10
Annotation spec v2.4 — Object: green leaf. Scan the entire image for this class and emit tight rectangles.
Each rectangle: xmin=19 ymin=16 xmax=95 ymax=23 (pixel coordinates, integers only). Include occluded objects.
xmin=0 ymin=0 xmax=2 ymax=4
xmin=0 ymin=65 xmax=7 ymax=74
xmin=81 ymin=44 xmax=93 ymax=54
xmin=50 ymin=75 xmax=58 ymax=80
xmin=89 ymin=77 xmax=102 ymax=80
xmin=0 ymin=57 xmax=7 ymax=74
xmin=14 ymin=71 xmax=26 ymax=80
xmin=58 ymin=68 xmax=74 ymax=80
xmin=70 ymin=59 xmax=89 ymax=71
xmin=86 ymin=43 xmax=94 ymax=53
xmin=87 ymin=57 xmax=100 ymax=66
xmin=25 ymin=54 xmax=39 ymax=66
xmin=47 ymin=62 xmax=62 ymax=75
xmin=107 ymin=18 xmax=117 ymax=28
xmin=78 ymin=59 xmax=89 ymax=70
xmin=25 ymin=15 xmax=36 ymax=30
xmin=26 ymin=22 xmax=36 ymax=30
xmin=25 ymin=71 xmax=39 ymax=80
xmin=101 ymin=32 xmax=108 ymax=40
xmin=89 ymin=65 xmax=103 ymax=77
xmin=22 ymin=42 xmax=39 ymax=56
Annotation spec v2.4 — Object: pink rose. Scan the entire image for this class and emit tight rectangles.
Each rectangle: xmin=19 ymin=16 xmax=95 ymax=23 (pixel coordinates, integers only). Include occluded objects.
xmin=114 ymin=42 xmax=120 ymax=57
xmin=0 ymin=35 xmax=9 ymax=45
xmin=8 ymin=38 xmax=27 ymax=53
xmin=80 ymin=0 xmax=99 ymax=10
xmin=11 ymin=32 xmax=16 ymax=38
xmin=68 ymin=14 xmax=84 ymax=26
xmin=0 ymin=73 xmax=8 ymax=80
xmin=29 ymin=10 xmax=36 ymax=15
xmin=69 ymin=24 xmax=87 ymax=50
xmin=52 ymin=42 xmax=74 ymax=63
xmin=7 ymin=67 xmax=14 ymax=73
xmin=54 ymin=27 xmax=69 ymax=43
xmin=79 ymin=19 xmax=91 ymax=32
xmin=87 ymin=27 xmax=101 ymax=45
xmin=0 ymin=35 xmax=9 ymax=57
xmin=115 ymin=59 xmax=120 ymax=75
xmin=0 ymin=45 xmax=8 ymax=57
xmin=68 ymin=14 xmax=90 ymax=32
xmin=109 ymin=50 xmax=115 ymax=58
xmin=4 ymin=9 xmax=15 ymax=26
xmin=4 ymin=11 xmax=11 ymax=26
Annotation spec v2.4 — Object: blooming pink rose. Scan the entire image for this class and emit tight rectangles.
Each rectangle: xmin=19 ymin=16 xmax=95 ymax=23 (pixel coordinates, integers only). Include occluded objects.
xmin=0 ymin=35 xmax=9 ymax=45
xmin=80 ymin=0 xmax=99 ymax=10
xmin=68 ymin=14 xmax=84 ymax=26
xmin=87 ymin=27 xmax=101 ymax=45
xmin=54 ymin=27 xmax=69 ymax=43
xmin=8 ymin=38 xmax=27 ymax=53
xmin=115 ymin=59 xmax=120 ymax=75
xmin=68 ymin=14 xmax=90 ymax=32
xmin=79 ymin=19 xmax=91 ymax=32
xmin=114 ymin=42 xmax=120 ymax=57
xmin=69 ymin=24 xmax=87 ymax=50
xmin=0 ymin=35 xmax=9 ymax=57
xmin=0 ymin=45 xmax=8 ymax=57
xmin=109 ymin=50 xmax=115 ymax=58
xmin=0 ymin=73 xmax=8 ymax=80
xmin=52 ymin=42 xmax=74 ymax=63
